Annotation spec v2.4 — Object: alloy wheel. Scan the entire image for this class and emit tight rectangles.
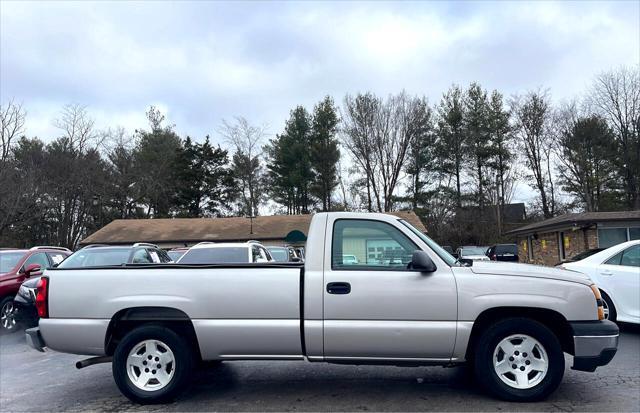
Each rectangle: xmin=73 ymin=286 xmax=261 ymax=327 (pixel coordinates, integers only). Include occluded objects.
xmin=126 ymin=339 xmax=176 ymax=391
xmin=493 ymin=334 xmax=548 ymax=389
xmin=1 ymin=301 xmax=16 ymax=331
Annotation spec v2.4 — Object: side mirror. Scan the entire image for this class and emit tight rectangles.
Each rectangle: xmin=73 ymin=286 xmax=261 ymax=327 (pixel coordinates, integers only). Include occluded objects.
xmin=410 ymin=251 xmax=437 ymax=273
xmin=24 ymin=263 xmax=42 ymax=276
xmin=459 ymin=258 xmax=473 ymax=266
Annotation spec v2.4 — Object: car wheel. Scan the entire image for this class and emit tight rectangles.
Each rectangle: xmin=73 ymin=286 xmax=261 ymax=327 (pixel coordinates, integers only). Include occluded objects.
xmin=473 ymin=317 xmax=564 ymax=402
xmin=112 ymin=325 xmax=194 ymax=404
xmin=0 ymin=297 xmax=19 ymax=334
xmin=600 ymin=291 xmax=617 ymax=322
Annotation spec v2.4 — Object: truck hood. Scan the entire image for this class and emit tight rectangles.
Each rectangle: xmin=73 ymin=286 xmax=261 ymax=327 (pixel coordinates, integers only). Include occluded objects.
xmin=468 ymin=261 xmax=593 ymax=286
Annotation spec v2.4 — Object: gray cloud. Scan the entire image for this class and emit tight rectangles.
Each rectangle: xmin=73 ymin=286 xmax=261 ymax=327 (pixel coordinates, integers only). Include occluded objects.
xmin=1 ymin=0 xmax=638 ymax=146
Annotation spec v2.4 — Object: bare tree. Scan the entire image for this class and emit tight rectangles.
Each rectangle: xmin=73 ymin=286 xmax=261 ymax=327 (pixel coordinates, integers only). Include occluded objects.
xmin=1 ymin=99 xmax=26 ymax=163
xmin=510 ymin=90 xmax=557 ymax=218
xmin=53 ymin=104 xmax=98 ymax=152
xmin=219 ymin=117 xmax=267 ymax=216
xmin=342 ymin=91 xmax=428 ymax=212
xmin=587 ymin=66 xmax=640 ymax=208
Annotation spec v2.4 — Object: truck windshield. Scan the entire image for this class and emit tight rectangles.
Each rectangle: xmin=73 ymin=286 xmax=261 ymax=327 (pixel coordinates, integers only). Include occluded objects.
xmin=58 ymin=248 xmax=132 ymax=268
xmin=178 ymin=247 xmax=249 ymax=264
xmin=399 ymin=220 xmax=457 ymax=266
xmin=0 ymin=252 xmax=24 ymax=273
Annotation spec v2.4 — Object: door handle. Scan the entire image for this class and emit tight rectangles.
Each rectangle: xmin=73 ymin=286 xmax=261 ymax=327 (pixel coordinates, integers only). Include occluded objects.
xmin=327 ymin=282 xmax=351 ymax=295
xmin=600 ymin=270 xmax=613 ymax=276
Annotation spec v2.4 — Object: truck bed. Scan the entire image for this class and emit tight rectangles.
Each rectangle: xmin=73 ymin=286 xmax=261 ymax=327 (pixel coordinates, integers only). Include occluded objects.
xmin=41 ymin=263 xmax=305 ymax=359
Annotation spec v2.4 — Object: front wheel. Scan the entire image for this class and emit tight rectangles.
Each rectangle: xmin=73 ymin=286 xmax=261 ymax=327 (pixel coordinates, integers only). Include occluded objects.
xmin=473 ymin=318 xmax=564 ymax=402
xmin=0 ymin=297 xmax=19 ymax=334
xmin=112 ymin=325 xmax=194 ymax=404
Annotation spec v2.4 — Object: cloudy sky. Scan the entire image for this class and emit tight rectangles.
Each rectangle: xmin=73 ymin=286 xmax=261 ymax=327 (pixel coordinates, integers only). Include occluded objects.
xmin=2 ymin=0 xmax=637 ymax=142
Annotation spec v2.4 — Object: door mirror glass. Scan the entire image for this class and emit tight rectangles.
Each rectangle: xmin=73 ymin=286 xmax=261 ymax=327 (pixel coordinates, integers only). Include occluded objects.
xmin=409 ymin=251 xmax=437 ymax=272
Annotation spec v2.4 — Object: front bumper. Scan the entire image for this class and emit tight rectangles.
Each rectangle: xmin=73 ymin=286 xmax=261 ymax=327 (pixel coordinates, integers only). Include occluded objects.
xmin=570 ymin=320 xmax=619 ymax=372
xmin=25 ymin=327 xmax=46 ymax=352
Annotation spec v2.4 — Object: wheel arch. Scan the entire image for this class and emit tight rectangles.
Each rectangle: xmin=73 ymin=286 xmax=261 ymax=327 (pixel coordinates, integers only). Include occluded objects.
xmin=464 ymin=306 xmax=575 ymax=362
xmin=104 ymin=306 xmax=201 ymax=360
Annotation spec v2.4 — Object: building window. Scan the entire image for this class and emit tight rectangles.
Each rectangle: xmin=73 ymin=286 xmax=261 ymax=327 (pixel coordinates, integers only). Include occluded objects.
xmin=598 ymin=227 xmax=638 ymax=248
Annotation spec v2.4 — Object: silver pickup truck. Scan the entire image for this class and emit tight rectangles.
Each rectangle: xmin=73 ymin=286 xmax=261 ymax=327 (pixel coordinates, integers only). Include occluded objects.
xmin=26 ymin=212 xmax=618 ymax=404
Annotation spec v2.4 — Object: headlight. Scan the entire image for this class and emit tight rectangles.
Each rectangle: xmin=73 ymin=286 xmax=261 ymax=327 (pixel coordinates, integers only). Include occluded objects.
xmin=18 ymin=285 xmax=30 ymax=298
xmin=590 ymin=284 xmax=605 ymax=320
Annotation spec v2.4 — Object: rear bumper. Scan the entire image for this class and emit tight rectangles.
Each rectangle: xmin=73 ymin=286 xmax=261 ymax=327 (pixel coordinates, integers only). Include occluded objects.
xmin=570 ymin=320 xmax=619 ymax=372
xmin=25 ymin=327 xmax=46 ymax=352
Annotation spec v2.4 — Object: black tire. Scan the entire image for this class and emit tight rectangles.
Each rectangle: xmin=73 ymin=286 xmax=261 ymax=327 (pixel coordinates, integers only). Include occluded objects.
xmin=600 ymin=291 xmax=617 ymax=322
xmin=473 ymin=317 xmax=564 ymax=402
xmin=112 ymin=325 xmax=194 ymax=404
xmin=0 ymin=296 xmax=19 ymax=334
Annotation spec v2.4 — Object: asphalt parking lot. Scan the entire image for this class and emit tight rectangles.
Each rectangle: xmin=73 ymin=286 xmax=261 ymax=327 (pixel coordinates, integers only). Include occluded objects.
xmin=1 ymin=324 xmax=639 ymax=412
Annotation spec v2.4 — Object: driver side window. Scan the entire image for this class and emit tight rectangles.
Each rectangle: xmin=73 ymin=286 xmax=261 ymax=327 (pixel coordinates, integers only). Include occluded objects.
xmin=23 ymin=252 xmax=50 ymax=271
xmin=332 ymin=219 xmax=417 ymax=270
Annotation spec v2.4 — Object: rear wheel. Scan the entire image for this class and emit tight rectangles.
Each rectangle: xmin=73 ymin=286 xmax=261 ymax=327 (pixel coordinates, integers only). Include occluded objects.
xmin=600 ymin=291 xmax=617 ymax=322
xmin=0 ymin=297 xmax=18 ymax=334
xmin=473 ymin=318 xmax=564 ymax=402
xmin=112 ymin=325 xmax=194 ymax=404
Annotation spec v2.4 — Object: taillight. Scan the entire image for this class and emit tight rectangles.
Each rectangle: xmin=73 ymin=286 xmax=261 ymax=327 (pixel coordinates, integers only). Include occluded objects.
xmin=35 ymin=276 xmax=49 ymax=318
xmin=490 ymin=254 xmax=496 ymax=261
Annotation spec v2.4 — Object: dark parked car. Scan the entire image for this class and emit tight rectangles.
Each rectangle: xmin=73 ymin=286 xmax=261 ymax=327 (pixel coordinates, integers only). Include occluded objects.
xmin=266 ymin=246 xmax=301 ymax=262
xmin=13 ymin=243 xmax=171 ymax=329
xmin=486 ymin=244 xmax=519 ymax=262
xmin=1 ymin=246 xmax=71 ymax=333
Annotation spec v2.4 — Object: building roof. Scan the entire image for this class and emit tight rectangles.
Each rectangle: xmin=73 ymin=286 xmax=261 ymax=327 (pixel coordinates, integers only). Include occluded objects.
xmin=505 ymin=210 xmax=640 ymax=236
xmin=79 ymin=211 xmax=427 ymax=246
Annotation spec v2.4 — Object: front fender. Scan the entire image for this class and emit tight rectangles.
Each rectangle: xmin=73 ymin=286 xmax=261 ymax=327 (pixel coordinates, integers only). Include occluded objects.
xmin=456 ymin=271 xmax=598 ymax=321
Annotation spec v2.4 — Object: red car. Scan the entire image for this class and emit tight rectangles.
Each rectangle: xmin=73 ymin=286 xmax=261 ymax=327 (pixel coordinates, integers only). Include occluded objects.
xmin=0 ymin=246 xmax=71 ymax=333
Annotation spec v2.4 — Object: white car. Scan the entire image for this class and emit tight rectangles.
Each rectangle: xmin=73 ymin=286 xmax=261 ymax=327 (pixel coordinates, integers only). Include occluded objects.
xmin=561 ymin=240 xmax=639 ymax=324
xmin=456 ymin=246 xmax=490 ymax=261
xmin=177 ymin=241 xmax=274 ymax=264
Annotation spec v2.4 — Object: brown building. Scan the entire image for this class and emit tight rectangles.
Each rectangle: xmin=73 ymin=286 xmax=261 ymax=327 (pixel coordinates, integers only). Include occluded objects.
xmin=79 ymin=211 xmax=427 ymax=249
xmin=506 ymin=211 xmax=640 ymax=266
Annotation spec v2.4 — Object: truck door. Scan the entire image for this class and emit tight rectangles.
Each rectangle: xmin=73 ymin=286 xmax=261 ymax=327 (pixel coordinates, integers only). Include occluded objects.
xmin=323 ymin=217 xmax=457 ymax=361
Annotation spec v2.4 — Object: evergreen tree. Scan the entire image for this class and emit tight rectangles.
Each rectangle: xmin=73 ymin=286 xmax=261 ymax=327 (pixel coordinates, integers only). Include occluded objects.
xmin=265 ymin=106 xmax=314 ymax=214
xmin=434 ymin=85 xmax=466 ymax=208
xmin=310 ymin=96 xmax=340 ymax=211
xmin=174 ymin=136 xmax=233 ymax=217
xmin=464 ymin=82 xmax=491 ymax=210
